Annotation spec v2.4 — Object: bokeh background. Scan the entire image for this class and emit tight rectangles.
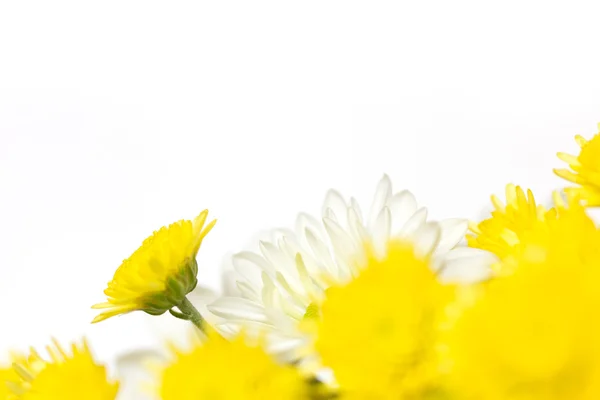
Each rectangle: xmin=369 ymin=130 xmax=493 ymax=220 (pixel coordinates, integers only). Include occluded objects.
xmin=1 ymin=0 xmax=599 ymax=379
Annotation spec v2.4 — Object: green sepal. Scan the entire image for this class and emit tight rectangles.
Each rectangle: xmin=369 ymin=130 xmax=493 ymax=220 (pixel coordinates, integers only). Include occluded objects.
xmin=140 ymin=258 xmax=200 ymax=316
xmin=169 ymin=308 xmax=190 ymax=320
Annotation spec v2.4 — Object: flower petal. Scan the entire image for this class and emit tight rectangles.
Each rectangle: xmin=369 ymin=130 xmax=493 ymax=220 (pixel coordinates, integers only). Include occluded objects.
xmin=387 ymin=190 xmax=418 ymax=234
xmin=398 ymin=207 xmax=428 ymax=236
xmin=368 ymin=174 xmax=392 ymax=232
xmin=413 ymin=222 xmax=441 ymax=258
xmin=208 ymin=298 xmax=272 ymax=324
xmin=435 ymin=218 xmax=469 ymax=255
xmin=322 ymin=189 xmax=348 ymax=227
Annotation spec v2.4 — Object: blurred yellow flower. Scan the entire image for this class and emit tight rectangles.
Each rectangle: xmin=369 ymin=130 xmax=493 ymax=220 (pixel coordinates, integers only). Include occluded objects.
xmin=9 ymin=339 xmax=118 ymax=400
xmin=92 ymin=210 xmax=216 ymax=323
xmin=1 ymin=352 xmax=46 ymax=399
xmin=313 ymin=240 xmax=454 ymax=399
xmin=157 ymin=330 xmax=309 ymax=400
xmin=467 ymin=184 xmax=555 ymax=267
xmin=555 ymin=126 xmax=600 ymax=206
xmin=447 ymin=198 xmax=600 ymax=399
xmin=1 ymin=361 xmax=19 ymax=399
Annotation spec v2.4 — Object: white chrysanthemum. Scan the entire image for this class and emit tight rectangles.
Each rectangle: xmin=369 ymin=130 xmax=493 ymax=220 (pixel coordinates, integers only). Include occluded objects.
xmin=208 ymin=175 xmax=496 ymax=363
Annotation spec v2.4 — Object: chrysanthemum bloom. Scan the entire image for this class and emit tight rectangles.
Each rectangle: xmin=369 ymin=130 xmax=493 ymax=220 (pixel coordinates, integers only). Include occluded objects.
xmin=208 ymin=176 xmax=495 ymax=362
xmin=92 ymin=210 xmax=216 ymax=326
xmin=9 ymin=339 xmax=119 ymax=400
xmin=555 ymin=126 xmax=600 ymax=206
xmin=467 ymin=184 xmax=556 ymax=271
xmin=446 ymin=198 xmax=600 ymax=399
xmin=156 ymin=330 xmax=311 ymax=400
xmin=313 ymin=239 xmax=454 ymax=398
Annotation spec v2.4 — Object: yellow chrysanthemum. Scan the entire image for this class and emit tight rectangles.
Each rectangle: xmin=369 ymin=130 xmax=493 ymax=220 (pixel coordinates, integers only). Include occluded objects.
xmin=555 ymin=126 xmax=600 ymax=206
xmin=9 ymin=339 xmax=118 ymax=400
xmin=313 ymin=240 xmax=454 ymax=399
xmin=467 ymin=184 xmax=555 ymax=266
xmin=447 ymin=198 xmax=600 ymax=399
xmin=156 ymin=330 xmax=309 ymax=400
xmin=92 ymin=210 xmax=216 ymax=323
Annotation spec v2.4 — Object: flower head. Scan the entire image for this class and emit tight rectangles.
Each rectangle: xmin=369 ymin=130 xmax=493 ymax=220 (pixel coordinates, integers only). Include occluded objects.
xmin=448 ymin=198 xmax=600 ymax=399
xmin=208 ymin=176 xmax=494 ymax=363
xmin=92 ymin=210 xmax=216 ymax=323
xmin=467 ymin=184 xmax=555 ymax=269
xmin=156 ymin=330 xmax=310 ymax=400
xmin=555 ymin=126 xmax=600 ymax=206
xmin=314 ymin=239 xmax=454 ymax=398
xmin=9 ymin=339 xmax=118 ymax=400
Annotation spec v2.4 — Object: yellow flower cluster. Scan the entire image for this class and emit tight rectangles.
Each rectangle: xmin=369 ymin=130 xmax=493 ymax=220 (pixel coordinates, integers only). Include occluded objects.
xmin=1 ymin=124 xmax=600 ymax=399
xmin=448 ymin=198 xmax=600 ymax=399
xmin=157 ymin=330 xmax=308 ymax=400
xmin=7 ymin=339 xmax=118 ymax=400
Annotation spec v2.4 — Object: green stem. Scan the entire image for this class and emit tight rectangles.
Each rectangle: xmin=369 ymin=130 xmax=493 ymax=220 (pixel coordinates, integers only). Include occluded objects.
xmin=177 ymin=297 xmax=205 ymax=331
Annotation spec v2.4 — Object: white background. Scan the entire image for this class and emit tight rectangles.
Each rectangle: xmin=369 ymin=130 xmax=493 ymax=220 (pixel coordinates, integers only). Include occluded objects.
xmin=1 ymin=0 xmax=599 ymax=377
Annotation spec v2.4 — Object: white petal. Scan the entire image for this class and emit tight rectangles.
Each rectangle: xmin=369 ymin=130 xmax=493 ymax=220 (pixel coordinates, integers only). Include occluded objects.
xmin=215 ymin=323 xmax=240 ymax=337
xmin=438 ymin=258 xmax=493 ymax=283
xmin=302 ymin=226 xmax=329 ymax=256
xmin=275 ymin=271 xmax=309 ymax=306
xmin=261 ymin=240 xmax=305 ymax=295
xmin=295 ymin=255 xmax=312 ymax=292
xmin=232 ymin=251 xmax=273 ymax=288
xmin=280 ymin=235 xmax=322 ymax=277
xmin=263 ymin=309 xmax=300 ymax=332
xmin=267 ymin=336 xmax=307 ymax=358
xmin=323 ymin=207 xmax=337 ymax=222
xmin=387 ymin=190 xmax=418 ymax=233
xmin=436 ymin=247 xmax=497 ymax=283
xmin=299 ymin=256 xmax=329 ymax=291
xmin=304 ymin=227 xmax=337 ymax=275
xmin=322 ymin=189 xmax=348 ymax=227
xmin=398 ymin=206 xmax=428 ymax=236
xmin=269 ymin=228 xmax=296 ymax=243
xmin=278 ymin=235 xmax=303 ymax=261
xmin=350 ymin=197 xmax=364 ymax=225
xmin=221 ymin=269 xmax=241 ymax=297
xmin=323 ymin=217 xmax=359 ymax=261
xmin=207 ymin=298 xmax=272 ymax=324
xmin=368 ymin=174 xmax=392 ymax=231
xmin=259 ymin=240 xmax=296 ymax=276
xmin=236 ymin=281 xmax=261 ymax=301
xmin=442 ymin=246 xmax=497 ymax=261
xmin=261 ymin=272 xmax=279 ymax=308
xmin=372 ymin=206 xmax=391 ymax=258
xmin=347 ymin=205 xmax=368 ymax=243
xmin=296 ymin=212 xmax=327 ymax=254
xmin=435 ymin=218 xmax=469 ymax=255
xmin=332 ymin=255 xmax=358 ymax=281
xmin=222 ymin=319 xmax=277 ymax=331
xmin=413 ymin=222 xmax=441 ymax=258
xmin=316 ymin=368 xmax=336 ymax=386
